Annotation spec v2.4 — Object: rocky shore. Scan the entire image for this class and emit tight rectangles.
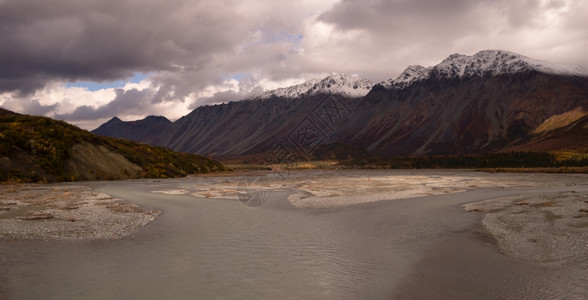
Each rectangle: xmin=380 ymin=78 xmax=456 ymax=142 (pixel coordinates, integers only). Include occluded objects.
xmin=0 ymin=183 xmax=160 ymax=240
xmin=465 ymin=190 xmax=588 ymax=264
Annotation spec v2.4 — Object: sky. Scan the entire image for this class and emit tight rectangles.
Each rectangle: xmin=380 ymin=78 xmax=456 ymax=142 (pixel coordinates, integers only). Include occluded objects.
xmin=1 ymin=0 xmax=587 ymax=129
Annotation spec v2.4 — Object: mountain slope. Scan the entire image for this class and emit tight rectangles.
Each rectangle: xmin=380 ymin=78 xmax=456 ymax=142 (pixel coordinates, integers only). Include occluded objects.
xmin=93 ymin=115 xmax=172 ymax=146
xmin=340 ymin=72 xmax=588 ymax=155
xmin=0 ymin=109 xmax=225 ymax=182
xmin=93 ymin=50 xmax=588 ymax=160
xmin=95 ymin=73 xmax=371 ymax=158
xmin=162 ymin=93 xmax=362 ymax=158
xmin=505 ymin=113 xmax=588 ymax=154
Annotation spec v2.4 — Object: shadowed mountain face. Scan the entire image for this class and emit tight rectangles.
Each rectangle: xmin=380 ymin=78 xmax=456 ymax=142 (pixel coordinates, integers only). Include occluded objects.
xmin=93 ymin=115 xmax=172 ymax=147
xmin=340 ymin=72 xmax=588 ymax=155
xmin=92 ymin=51 xmax=588 ymax=160
xmin=165 ymin=94 xmax=363 ymax=159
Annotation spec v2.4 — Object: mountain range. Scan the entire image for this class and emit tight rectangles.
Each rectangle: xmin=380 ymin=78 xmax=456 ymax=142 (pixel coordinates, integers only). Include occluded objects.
xmin=93 ymin=50 xmax=588 ymax=162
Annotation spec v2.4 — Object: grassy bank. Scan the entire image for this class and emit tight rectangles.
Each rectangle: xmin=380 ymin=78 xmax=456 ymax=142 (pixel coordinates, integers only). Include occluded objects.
xmin=225 ymin=161 xmax=338 ymax=171
xmin=336 ymin=152 xmax=588 ymax=170
xmin=225 ymin=152 xmax=588 ymax=173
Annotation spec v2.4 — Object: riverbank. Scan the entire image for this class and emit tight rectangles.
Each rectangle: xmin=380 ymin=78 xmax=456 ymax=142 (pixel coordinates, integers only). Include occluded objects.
xmin=465 ymin=190 xmax=588 ymax=264
xmin=0 ymin=183 xmax=160 ymax=240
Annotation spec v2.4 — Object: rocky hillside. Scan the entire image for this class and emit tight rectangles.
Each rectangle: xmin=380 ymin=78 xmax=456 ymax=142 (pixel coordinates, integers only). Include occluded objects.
xmin=505 ymin=113 xmax=588 ymax=156
xmin=93 ymin=50 xmax=588 ymax=161
xmin=0 ymin=109 xmax=225 ymax=183
xmin=341 ymin=71 xmax=588 ymax=155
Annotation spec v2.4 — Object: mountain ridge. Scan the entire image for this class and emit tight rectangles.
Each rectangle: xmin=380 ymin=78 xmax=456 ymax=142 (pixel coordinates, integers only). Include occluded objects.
xmin=381 ymin=50 xmax=587 ymax=89
xmin=93 ymin=115 xmax=172 ymax=147
xmin=92 ymin=50 xmax=588 ymax=161
xmin=249 ymin=73 xmax=373 ymax=100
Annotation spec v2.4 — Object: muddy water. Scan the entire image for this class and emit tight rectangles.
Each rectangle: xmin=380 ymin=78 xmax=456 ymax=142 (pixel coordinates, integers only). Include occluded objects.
xmin=1 ymin=170 xmax=587 ymax=299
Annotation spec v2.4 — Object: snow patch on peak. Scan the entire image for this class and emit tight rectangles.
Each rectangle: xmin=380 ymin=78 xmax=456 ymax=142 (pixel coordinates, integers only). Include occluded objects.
xmin=521 ymin=56 xmax=587 ymax=77
xmin=383 ymin=50 xmax=587 ymax=89
xmin=251 ymin=73 xmax=373 ymax=100
xmin=441 ymin=53 xmax=468 ymax=64
xmin=434 ymin=50 xmax=537 ymax=78
xmin=382 ymin=65 xmax=428 ymax=89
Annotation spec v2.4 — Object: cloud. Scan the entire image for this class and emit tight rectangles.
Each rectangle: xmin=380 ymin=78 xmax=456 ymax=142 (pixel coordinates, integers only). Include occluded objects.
xmin=0 ymin=96 xmax=58 ymax=116
xmin=55 ymin=88 xmax=157 ymax=121
xmin=1 ymin=0 xmax=231 ymax=94
xmin=187 ymin=76 xmax=269 ymax=109
xmin=320 ymin=0 xmax=488 ymax=36
xmin=190 ymin=90 xmax=242 ymax=109
xmin=0 ymin=0 xmax=332 ymax=96
xmin=314 ymin=0 xmax=588 ymax=76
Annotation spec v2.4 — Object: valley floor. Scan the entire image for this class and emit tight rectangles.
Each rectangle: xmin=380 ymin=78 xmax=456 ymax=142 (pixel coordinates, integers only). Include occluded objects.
xmin=1 ymin=170 xmax=587 ymax=299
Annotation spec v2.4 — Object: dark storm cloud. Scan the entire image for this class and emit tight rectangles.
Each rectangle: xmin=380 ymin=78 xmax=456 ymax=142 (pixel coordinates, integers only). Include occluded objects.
xmin=0 ymin=0 xmax=274 ymax=95
xmin=320 ymin=0 xmax=487 ymax=35
xmin=319 ymin=0 xmax=560 ymax=35
xmin=55 ymin=88 xmax=154 ymax=121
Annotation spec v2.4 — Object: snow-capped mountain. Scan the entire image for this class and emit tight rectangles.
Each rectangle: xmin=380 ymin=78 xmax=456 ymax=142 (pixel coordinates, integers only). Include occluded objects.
xmin=383 ymin=50 xmax=587 ymax=89
xmin=94 ymin=49 xmax=588 ymax=159
xmin=385 ymin=65 xmax=430 ymax=89
xmin=251 ymin=73 xmax=373 ymax=99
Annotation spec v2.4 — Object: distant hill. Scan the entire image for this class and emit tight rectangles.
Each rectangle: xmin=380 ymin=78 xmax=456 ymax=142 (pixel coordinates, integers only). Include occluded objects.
xmin=93 ymin=115 xmax=172 ymax=147
xmin=93 ymin=50 xmax=588 ymax=162
xmin=0 ymin=109 xmax=226 ymax=183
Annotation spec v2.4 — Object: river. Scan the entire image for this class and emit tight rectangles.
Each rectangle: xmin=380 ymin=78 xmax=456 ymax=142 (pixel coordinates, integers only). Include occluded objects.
xmin=1 ymin=170 xmax=587 ymax=299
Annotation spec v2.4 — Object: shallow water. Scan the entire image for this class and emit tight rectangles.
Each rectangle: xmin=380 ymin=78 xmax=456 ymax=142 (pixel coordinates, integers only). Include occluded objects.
xmin=1 ymin=170 xmax=587 ymax=299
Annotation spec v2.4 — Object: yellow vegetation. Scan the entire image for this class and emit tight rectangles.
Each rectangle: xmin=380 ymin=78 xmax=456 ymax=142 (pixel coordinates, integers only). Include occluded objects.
xmin=533 ymin=107 xmax=587 ymax=134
